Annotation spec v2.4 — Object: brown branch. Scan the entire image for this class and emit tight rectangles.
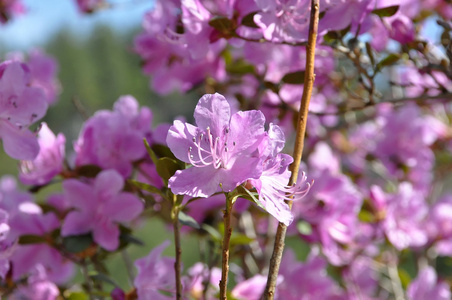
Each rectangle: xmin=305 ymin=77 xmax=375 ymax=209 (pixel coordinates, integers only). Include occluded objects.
xmin=219 ymin=195 xmax=234 ymax=300
xmin=232 ymin=32 xmax=308 ymax=47
xmin=263 ymin=1 xmax=320 ymax=299
xmin=310 ymin=92 xmax=452 ymax=116
xmin=172 ymin=195 xmax=183 ymax=300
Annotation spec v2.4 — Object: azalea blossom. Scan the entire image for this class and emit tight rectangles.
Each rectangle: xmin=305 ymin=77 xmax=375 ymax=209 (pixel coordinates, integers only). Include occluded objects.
xmin=61 ymin=169 xmax=144 ymax=251
xmin=167 ymin=93 xmax=267 ymax=197
xmin=0 ymin=61 xmax=48 ymax=160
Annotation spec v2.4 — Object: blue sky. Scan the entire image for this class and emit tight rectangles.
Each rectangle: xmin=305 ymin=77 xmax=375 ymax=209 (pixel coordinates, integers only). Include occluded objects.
xmin=0 ymin=0 xmax=153 ymax=51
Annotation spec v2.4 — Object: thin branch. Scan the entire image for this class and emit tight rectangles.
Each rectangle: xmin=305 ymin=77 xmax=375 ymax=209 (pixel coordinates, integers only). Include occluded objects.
xmin=172 ymin=197 xmax=183 ymax=300
xmin=263 ymin=0 xmax=320 ymax=299
xmin=71 ymin=96 xmax=90 ymax=121
xmin=310 ymin=92 xmax=452 ymax=116
xmin=219 ymin=194 xmax=234 ymax=300
xmin=232 ymin=32 xmax=308 ymax=47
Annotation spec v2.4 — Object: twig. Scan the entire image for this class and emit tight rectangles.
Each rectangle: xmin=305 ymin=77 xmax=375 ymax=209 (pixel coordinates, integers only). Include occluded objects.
xmin=263 ymin=1 xmax=319 ymax=299
xmin=172 ymin=197 xmax=183 ymax=300
xmin=219 ymin=194 xmax=234 ymax=300
xmin=71 ymin=96 xmax=90 ymax=121
xmin=232 ymin=32 xmax=308 ymax=47
xmin=310 ymin=92 xmax=452 ymax=116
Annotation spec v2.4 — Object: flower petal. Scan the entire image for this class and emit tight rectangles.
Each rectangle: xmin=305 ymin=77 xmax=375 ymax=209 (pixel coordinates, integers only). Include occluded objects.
xmin=93 ymin=220 xmax=119 ymax=251
xmin=194 ymin=93 xmax=230 ymax=135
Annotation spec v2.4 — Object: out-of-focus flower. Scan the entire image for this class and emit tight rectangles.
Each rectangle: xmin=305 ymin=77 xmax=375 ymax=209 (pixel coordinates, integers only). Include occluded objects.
xmin=0 ymin=61 xmax=48 ymax=160
xmin=407 ymin=266 xmax=451 ymax=300
xmin=19 ymin=123 xmax=65 ymax=186
xmin=74 ymin=95 xmax=152 ymax=177
xmin=61 ymin=169 xmax=144 ymax=251
xmin=134 ymin=240 xmax=176 ymax=300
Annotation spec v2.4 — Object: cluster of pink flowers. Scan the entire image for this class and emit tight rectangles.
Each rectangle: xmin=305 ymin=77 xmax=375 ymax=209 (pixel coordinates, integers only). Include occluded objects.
xmin=1 ymin=0 xmax=452 ymax=299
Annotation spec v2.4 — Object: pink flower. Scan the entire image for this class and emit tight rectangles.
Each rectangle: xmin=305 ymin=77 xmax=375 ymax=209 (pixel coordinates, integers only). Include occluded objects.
xmin=407 ymin=267 xmax=451 ymax=300
xmin=27 ymin=49 xmax=61 ymax=105
xmin=10 ymin=265 xmax=60 ymax=300
xmin=167 ymin=93 xmax=266 ymax=197
xmin=0 ymin=0 xmax=25 ymax=24
xmin=134 ymin=241 xmax=176 ymax=300
xmin=61 ymin=169 xmax=144 ymax=251
xmin=74 ymin=95 xmax=151 ymax=177
xmin=0 ymin=61 xmax=48 ymax=160
xmin=19 ymin=123 xmax=65 ymax=186
xmin=75 ymin=0 xmax=105 ymax=13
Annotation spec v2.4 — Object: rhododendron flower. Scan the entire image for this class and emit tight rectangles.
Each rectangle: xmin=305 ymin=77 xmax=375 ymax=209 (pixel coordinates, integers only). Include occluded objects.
xmin=19 ymin=123 xmax=65 ymax=186
xmin=61 ymin=169 xmax=144 ymax=251
xmin=75 ymin=0 xmax=105 ymax=13
xmin=74 ymin=95 xmax=151 ymax=177
xmin=167 ymin=93 xmax=266 ymax=197
xmin=248 ymin=124 xmax=311 ymax=226
xmin=370 ymin=183 xmax=428 ymax=250
xmin=27 ymin=49 xmax=61 ymax=105
xmin=0 ymin=0 xmax=24 ymax=24
xmin=407 ymin=267 xmax=451 ymax=300
xmin=0 ymin=61 xmax=48 ymax=160
xmin=9 ymin=207 xmax=73 ymax=283
xmin=134 ymin=240 xmax=175 ymax=300
xmin=10 ymin=265 xmax=60 ymax=300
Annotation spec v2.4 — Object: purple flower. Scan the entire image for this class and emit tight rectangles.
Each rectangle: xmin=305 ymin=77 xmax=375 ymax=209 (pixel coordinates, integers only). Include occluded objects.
xmin=254 ymin=0 xmax=311 ymax=43
xmin=74 ymin=95 xmax=151 ymax=177
xmin=0 ymin=61 xmax=48 ymax=160
xmin=75 ymin=0 xmax=105 ymax=13
xmin=407 ymin=267 xmax=451 ymax=300
xmin=277 ymin=249 xmax=345 ymax=299
xmin=248 ymin=124 xmax=311 ymax=226
xmin=0 ymin=0 xmax=24 ymax=24
xmin=61 ymin=169 xmax=144 ymax=251
xmin=167 ymin=93 xmax=266 ymax=197
xmin=134 ymin=240 xmax=176 ymax=300
xmin=370 ymin=183 xmax=428 ymax=250
xmin=19 ymin=123 xmax=65 ymax=185
xmin=10 ymin=265 xmax=60 ymax=300
xmin=231 ymin=274 xmax=267 ymax=300
xmin=8 ymin=207 xmax=73 ymax=283
xmin=27 ymin=49 xmax=61 ymax=105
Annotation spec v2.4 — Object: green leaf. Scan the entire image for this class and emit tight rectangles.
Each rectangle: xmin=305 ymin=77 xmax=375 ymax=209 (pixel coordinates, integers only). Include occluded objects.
xmin=18 ymin=234 xmax=47 ymax=245
xmin=178 ymin=211 xmax=201 ymax=229
xmin=127 ymin=179 xmax=164 ymax=196
xmin=38 ymin=203 xmax=60 ymax=215
xmin=282 ymin=70 xmax=305 ymax=84
xmin=75 ymin=164 xmax=102 ymax=178
xmin=365 ymin=42 xmax=375 ymax=66
xmin=372 ymin=5 xmax=399 ymax=17
xmin=241 ymin=12 xmax=259 ymax=28
xmin=143 ymin=138 xmax=159 ymax=165
xmin=156 ymin=157 xmax=181 ymax=183
xmin=89 ymin=271 xmax=119 ymax=287
xmin=208 ymin=16 xmax=234 ymax=34
xmin=67 ymin=292 xmax=89 ymax=300
xmin=226 ymin=60 xmax=255 ymax=75
xmin=237 ymin=186 xmax=265 ymax=210
xmin=376 ymin=53 xmax=400 ymax=72
xmin=297 ymin=220 xmax=313 ymax=235
xmin=398 ymin=268 xmax=411 ymax=289
xmin=120 ymin=232 xmax=144 ymax=246
xmin=202 ymin=224 xmax=222 ymax=242
xmin=230 ymin=233 xmax=254 ymax=246
xmin=358 ymin=209 xmax=375 ymax=223
xmin=63 ymin=234 xmax=93 ymax=253
xmin=152 ymin=144 xmax=178 ymax=161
